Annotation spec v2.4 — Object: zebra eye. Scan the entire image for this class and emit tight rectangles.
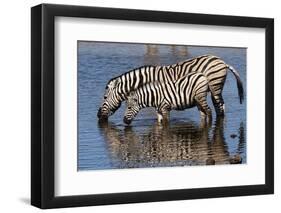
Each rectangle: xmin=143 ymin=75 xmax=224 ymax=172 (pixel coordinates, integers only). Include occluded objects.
xmin=133 ymin=98 xmax=137 ymax=102
xmin=104 ymin=95 xmax=107 ymax=99
xmin=128 ymin=106 xmax=132 ymax=110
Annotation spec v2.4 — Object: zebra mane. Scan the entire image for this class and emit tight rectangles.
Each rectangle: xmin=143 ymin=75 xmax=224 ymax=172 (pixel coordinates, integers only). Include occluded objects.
xmin=105 ymin=65 xmax=155 ymax=86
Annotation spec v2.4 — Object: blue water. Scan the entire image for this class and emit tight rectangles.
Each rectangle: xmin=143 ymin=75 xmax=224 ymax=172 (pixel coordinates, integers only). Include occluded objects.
xmin=78 ymin=42 xmax=246 ymax=170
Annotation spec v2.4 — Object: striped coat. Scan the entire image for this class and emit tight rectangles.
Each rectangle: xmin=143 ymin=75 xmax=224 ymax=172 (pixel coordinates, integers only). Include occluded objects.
xmin=123 ymin=72 xmax=211 ymax=124
xmin=97 ymin=55 xmax=244 ymax=120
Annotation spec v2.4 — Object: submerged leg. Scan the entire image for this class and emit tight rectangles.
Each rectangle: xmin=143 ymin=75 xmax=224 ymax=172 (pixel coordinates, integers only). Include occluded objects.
xmin=208 ymin=79 xmax=226 ymax=117
xmin=157 ymin=111 xmax=170 ymax=124
xmin=157 ymin=112 xmax=163 ymax=123
xmin=198 ymin=107 xmax=208 ymax=128
xmin=195 ymin=95 xmax=212 ymax=123
xmin=211 ymin=94 xmax=225 ymax=116
xmin=157 ymin=102 xmax=171 ymax=125
xmin=157 ymin=106 xmax=170 ymax=125
xmin=207 ymin=66 xmax=227 ymax=116
xmin=162 ymin=110 xmax=170 ymax=125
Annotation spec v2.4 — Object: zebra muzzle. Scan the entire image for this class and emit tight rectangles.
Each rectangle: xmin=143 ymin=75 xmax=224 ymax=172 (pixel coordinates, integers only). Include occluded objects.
xmin=123 ymin=117 xmax=132 ymax=125
xmin=97 ymin=108 xmax=109 ymax=121
xmin=97 ymin=108 xmax=102 ymax=118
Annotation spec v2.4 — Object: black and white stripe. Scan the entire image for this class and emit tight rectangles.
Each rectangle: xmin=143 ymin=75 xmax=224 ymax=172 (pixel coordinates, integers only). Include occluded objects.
xmin=123 ymin=72 xmax=212 ymax=124
xmin=97 ymin=55 xmax=244 ymax=120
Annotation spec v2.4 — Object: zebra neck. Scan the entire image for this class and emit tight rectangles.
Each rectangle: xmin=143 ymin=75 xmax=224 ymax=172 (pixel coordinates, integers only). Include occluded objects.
xmin=114 ymin=83 xmax=128 ymax=101
xmin=135 ymin=65 xmax=156 ymax=87
xmin=116 ymin=65 xmax=157 ymax=98
xmin=137 ymin=84 xmax=158 ymax=109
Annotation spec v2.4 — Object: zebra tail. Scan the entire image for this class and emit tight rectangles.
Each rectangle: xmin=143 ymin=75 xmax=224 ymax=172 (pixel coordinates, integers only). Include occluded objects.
xmin=227 ymin=65 xmax=244 ymax=104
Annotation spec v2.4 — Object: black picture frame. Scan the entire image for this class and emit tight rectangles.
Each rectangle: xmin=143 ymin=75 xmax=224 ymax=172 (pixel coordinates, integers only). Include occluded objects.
xmin=31 ymin=3 xmax=274 ymax=209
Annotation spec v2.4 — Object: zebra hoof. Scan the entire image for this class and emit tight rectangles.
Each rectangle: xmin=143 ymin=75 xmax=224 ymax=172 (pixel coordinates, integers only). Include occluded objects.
xmin=98 ymin=119 xmax=109 ymax=128
xmin=215 ymin=109 xmax=225 ymax=117
xmin=98 ymin=115 xmax=108 ymax=122
xmin=215 ymin=114 xmax=224 ymax=119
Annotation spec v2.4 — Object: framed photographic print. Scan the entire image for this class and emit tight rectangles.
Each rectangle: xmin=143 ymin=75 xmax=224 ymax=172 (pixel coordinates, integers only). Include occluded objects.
xmin=31 ymin=3 xmax=274 ymax=209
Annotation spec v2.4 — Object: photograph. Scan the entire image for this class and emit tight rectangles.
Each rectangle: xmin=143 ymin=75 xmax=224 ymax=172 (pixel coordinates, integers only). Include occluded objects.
xmin=78 ymin=41 xmax=247 ymax=170
xmin=30 ymin=3 xmax=274 ymax=209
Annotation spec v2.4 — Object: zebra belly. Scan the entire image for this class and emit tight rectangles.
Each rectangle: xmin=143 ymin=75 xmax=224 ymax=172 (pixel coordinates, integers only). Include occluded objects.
xmin=170 ymin=100 xmax=196 ymax=111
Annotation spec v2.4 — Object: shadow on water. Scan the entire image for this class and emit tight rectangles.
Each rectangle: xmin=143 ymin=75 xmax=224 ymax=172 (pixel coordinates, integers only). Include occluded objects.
xmin=98 ymin=118 xmax=246 ymax=169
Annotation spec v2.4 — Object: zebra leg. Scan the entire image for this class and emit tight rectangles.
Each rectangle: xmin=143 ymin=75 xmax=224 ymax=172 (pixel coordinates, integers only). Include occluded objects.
xmin=195 ymin=96 xmax=212 ymax=122
xmin=157 ymin=112 xmax=164 ymax=123
xmin=157 ymin=105 xmax=170 ymax=125
xmin=211 ymin=94 xmax=225 ymax=116
xmin=157 ymin=102 xmax=171 ymax=125
xmin=162 ymin=110 xmax=170 ymax=124
xmin=157 ymin=110 xmax=170 ymax=125
xmin=197 ymin=105 xmax=207 ymax=127
xmin=208 ymin=78 xmax=226 ymax=117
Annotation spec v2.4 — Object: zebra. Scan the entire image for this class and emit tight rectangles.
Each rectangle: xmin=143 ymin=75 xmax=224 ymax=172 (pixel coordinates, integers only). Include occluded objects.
xmin=123 ymin=72 xmax=212 ymax=125
xmin=97 ymin=55 xmax=244 ymax=121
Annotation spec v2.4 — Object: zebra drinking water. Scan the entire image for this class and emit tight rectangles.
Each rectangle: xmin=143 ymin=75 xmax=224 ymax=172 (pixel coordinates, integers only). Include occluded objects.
xmin=97 ymin=55 xmax=244 ymax=121
xmin=123 ymin=72 xmax=212 ymax=125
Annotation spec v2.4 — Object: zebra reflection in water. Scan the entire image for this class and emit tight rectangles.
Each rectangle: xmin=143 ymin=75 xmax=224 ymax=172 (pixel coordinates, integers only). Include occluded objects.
xmin=98 ymin=118 xmax=245 ymax=168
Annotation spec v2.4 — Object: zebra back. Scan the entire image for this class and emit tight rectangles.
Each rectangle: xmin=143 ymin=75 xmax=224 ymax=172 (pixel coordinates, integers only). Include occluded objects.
xmin=112 ymin=55 xmax=226 ymax=97
xmin=130 ymin=72 xmax=208 ymax=109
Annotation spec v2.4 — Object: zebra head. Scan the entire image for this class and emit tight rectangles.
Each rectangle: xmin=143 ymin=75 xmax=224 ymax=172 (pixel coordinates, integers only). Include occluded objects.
xmin=97 ymin=78 xmax=122 ymax=121
xmin=123 ymin=92 xmax=140 ymax=125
